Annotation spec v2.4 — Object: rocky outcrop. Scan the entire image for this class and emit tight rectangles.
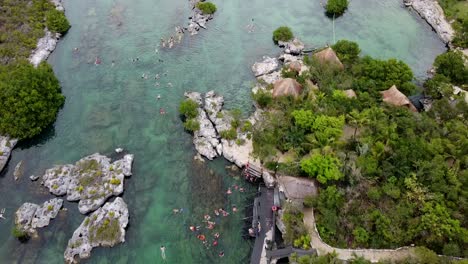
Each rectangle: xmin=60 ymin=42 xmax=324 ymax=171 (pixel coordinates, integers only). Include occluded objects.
xmin=278 ymin=38 xmax=305 ymax=55
xmin=41 ymin=153 xmax=134 ymax=214
xmin=64 ymin=197 xmax=129 ymax=263
xmin=29 ymin=30 xmax=61 ymax=67
xmin=184 ymin=91 xmax=225 ymax=160
xmin=15 ymin=198 xmax=63 ymax=236
xmin=187 ymin=0 xmax=215 ymax=36
xmin=0 ymin=136 xmax=18 ymax=173
xmin=404 ymin=0 xmax=454 ymax=44
xmin=252 ymin=57 xmax=280 ymax=77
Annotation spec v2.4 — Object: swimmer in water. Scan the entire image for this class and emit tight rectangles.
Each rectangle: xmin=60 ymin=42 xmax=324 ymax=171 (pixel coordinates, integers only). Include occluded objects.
xmin=226 ymin=188 xmax=232 ymax=195
xmin=157 ymin=94 xmax=161 ymax=100
xmin=160 ymin=245 xmax=166 ymax=260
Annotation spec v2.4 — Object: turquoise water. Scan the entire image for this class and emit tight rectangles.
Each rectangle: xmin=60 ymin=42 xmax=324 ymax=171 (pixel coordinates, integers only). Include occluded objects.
xmin=0 ymin=0 xmax=445 ymax=263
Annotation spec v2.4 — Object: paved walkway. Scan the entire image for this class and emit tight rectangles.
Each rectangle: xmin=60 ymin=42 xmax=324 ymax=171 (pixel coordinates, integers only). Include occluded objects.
xmin=303 ymin=208 xmax=415 ymax=263
xmin=250 ymin=186 xmax=275 ymax=264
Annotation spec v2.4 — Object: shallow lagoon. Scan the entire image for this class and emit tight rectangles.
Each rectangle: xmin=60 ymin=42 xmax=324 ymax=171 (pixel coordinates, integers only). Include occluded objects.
xmin=0 ymin=0 xmax=445 ymax=263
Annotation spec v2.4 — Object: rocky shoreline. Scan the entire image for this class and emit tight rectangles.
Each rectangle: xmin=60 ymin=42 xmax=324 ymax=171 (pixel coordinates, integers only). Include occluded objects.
xmin=29 ymin=0 xmax=66 ymax=67
xmin=403 ymin=0 xmax=454 ymax=45
xmin=0 ymin=136 xmax=18 ymax=173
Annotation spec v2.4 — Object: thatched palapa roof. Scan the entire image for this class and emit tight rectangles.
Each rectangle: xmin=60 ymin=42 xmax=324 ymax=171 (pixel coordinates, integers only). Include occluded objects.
xmin=272 ymin=78 xmax=303 ymax=98
xmin=313 ymin=47 xmax=344 ymax=70
xmin=381 ymin=85 xmax=417 ymax=112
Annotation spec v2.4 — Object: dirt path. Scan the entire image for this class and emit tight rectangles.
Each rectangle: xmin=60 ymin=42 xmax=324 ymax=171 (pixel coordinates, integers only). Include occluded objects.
xmin=302 ymin=208 xmax=415 ymax=263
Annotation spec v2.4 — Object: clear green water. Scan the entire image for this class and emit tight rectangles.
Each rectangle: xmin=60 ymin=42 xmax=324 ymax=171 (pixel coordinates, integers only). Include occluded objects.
xmin=0 ymin=0 xmax=444 ymax=263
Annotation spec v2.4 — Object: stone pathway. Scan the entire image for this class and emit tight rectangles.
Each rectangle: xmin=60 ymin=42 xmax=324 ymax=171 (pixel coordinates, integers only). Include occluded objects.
xmin=302 ymin=208 xmax=415 ymax=263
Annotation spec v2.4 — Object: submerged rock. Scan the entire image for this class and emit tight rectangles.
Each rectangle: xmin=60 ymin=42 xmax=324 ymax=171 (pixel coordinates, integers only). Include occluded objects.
xmin=14 ymin=160 xmax=24 ymax=181
xmin=0 ymin=136 xmax=18 ymax=173
xmin=41 ymin=153 xmax=134 ymax=214
xmin=64 ymin=197 xmax=129 ymax=263
xmin=252 ymin=56 xmax=279 ymax=77
xmin=15 ymin=198 xmax=63 ymax=236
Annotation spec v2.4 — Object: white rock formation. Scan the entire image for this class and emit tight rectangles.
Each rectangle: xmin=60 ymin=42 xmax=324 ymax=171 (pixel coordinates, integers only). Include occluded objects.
xmin=15 ymin=198 xmax=63 ymax=235
xmin=0 ymin=136 xmax=18 ymax=173
xmin=41 ymin=153 xmax=134 ymax=214
xmin=29 ymin=30 xmax=61 ymax=67
xmin=252 ymin=57 xmax=279 ymax=77
xmin=64 ymin=197 xmax=129 ymax=263
xmin=278 ymin=38 xmax=305 ymax=55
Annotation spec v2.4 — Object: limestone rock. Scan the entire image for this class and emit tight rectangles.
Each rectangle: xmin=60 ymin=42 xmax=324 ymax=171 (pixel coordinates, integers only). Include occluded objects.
xmin=258 ymin=71 xmax=281 ymax=85
xmin=279 ymin=38 xmax=305 ymax=55
xmin=51 ymin=0 xmax=65 ymax=11
xmin=30 ymin=175 xmax=40 ymax=181
xmin=405 ymin=0 xmax=454 ymax=44
xmin=15 ymin=198 xmax=63 ymax=235
xmin=193 ymin=110 xmax=220 ymax=160
xmin=41 ymin=153 xmax=134 ymax=214
xmin=187 ymin=0 xmax=214 ymax=36
xmin=64 ymin=197 xmax=129 ymax=263
xmin=262 ymin=171 xmax=276 ymax=188
xmin=221 ymin=138 xmax=254 ymax=168
xmin=29 ymin=30 xmax=61 ymax=67
xmin=252 ymin=57 xmax=279 ymax=77
xmin=184 ymin=91 xmax=203 ymax=105
xmin=0 ymin=136 xmax=18 ymax=173
xmin=279 ymin=53 xmax=300 ymax=63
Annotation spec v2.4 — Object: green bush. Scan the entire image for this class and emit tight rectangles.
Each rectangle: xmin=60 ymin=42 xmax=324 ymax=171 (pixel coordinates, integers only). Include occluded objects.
xmin=325 ymin=0 xmax=349 ymax=17
xmin=273 ymin=26 xmax=294 ymax=43
xmin=241 ymin=121 xmax=253 ymax=132
xmin=220 ymin=128 xmax=237 ymax=140
xmin=12 ymin=226 xmax=28 ymax=240
xmin=196 ymin=2 xmax=217 ymax=15
xmin=253 ymin=90 xmax=273 ymax=108
xmin=46 ymin=9 xmax=71 ymax=34
xmin=332 ymin=40 xmax=360 ymax=65
xmin=0 ymin=61 xmax=65 ymax=139
xmin=109 ymin=178 xmax=121 ymax=185
xmin=434 ymin=51 xmax=468 ymax=85
xmin=183 ymin=118 xmax=200 ymax=132
xmin=179 ymin=99 xmax=199 ymax=119
xmin=293 ymin=234 xmax=311 ymax=249
xmin=300 ymin=153 xmax=343 ymax=184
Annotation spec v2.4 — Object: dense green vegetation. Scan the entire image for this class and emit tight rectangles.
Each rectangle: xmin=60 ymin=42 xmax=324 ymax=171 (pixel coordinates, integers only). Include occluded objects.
xmin=273 ymin=26 xmax=294 ymax=43
xmin=252 ymin=41 xmax=468 ymax=256
xmin=332 ymin=40 xmax=361 ymax=66
xmin=325 ymin=0 xmax=349 ymax=17
xmin=439 ymin=0 xmax=468 ymax=48
xmin=0 ymin=61 xmax=65 ymax=139
xmin=0 ymin=0 xmax=69 ymax=139
xmin=433 ymin=50 xmax=468 ymax=85
xmin=0 ymin=0 xmax=67 ymax=64
xmin=196 ymin=2 xmax=217 ymax=15
xmin=290 ymin=248 xmax=468 ymax=264
xmin=179 ymin=99 xmax=200 ymax=132
xmin=46 ymin=9 xmax=71 ymax=34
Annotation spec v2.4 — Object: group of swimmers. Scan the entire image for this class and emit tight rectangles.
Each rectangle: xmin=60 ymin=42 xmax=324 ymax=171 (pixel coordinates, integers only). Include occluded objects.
xmin=160 ymin=26 xmax=185 ymax=49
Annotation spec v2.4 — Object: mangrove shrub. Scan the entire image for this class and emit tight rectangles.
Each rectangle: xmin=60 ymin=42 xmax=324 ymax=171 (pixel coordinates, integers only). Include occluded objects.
xmin=325 ymin=0 xmax=349 ymax=17
xmin=0 ymin=61 xmax=65 ymax=139
xmin=196 ymin=2 xmax=217 ymax=15
xmin=46 ymin=9 xmax=71 ymax=34
xmin=434 ymin=51 xmax=468 ymax=85
xmin=273 ymin=26 xmax=294 ymax=43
